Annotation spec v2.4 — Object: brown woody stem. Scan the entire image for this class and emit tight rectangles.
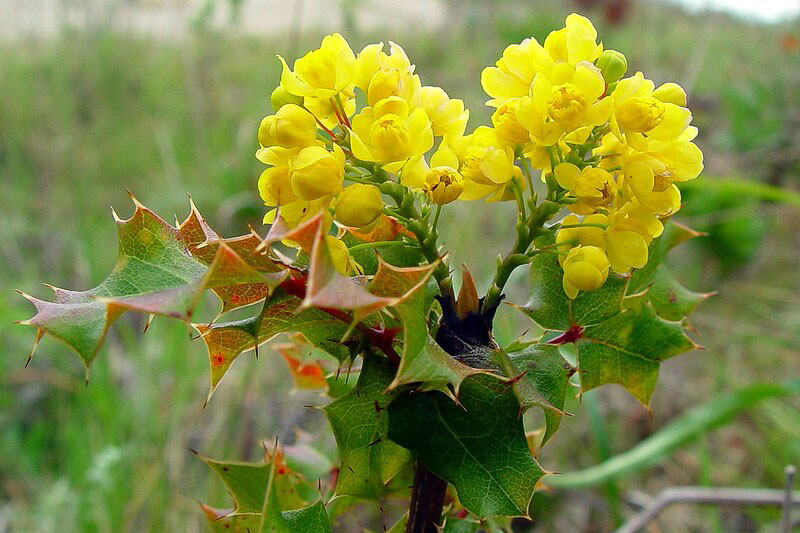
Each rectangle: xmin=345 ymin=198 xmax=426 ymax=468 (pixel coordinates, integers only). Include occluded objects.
xmin=406 ymin=461 xmax=448 ymax=533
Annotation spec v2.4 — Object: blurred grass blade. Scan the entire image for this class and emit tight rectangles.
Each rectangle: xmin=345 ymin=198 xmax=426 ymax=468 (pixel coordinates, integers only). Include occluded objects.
xmin=680 ymin=178 xmax=800 ymax=208
xmin=549 ymin=380 xmax=800 ymax=489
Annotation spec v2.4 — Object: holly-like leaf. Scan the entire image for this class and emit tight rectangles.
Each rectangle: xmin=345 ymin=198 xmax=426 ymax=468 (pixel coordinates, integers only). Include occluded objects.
xmin=258 ymin=457 xmax=332 ymax=533
xmin=343 ymin=214 xmax=422 ymax=274
xmin=197 ymin=448 xmax=317 ymax=516
xmin=17 ymin=195 xmax=287 ymax=373
xmin=492 ymin=344 xmax=574 ymax=445
xmin=324 ymin=354 xmax=412 ymax=500
xmin=200 ymin=504 xmax=261 ymax=532
xmin=522 ymin=248 xmax=629 ymax=332
xmin=646 ymin=265 xmax=714 ymax=321
xmin=387 ymin=374 xmax=545 ymax=519
xmin=628 ymin=220 xmax=703 ymax=294
xmin=579 ymin=294 xmax=698 ymax=405
xmin=194 ymin=290 xmax=350 ymax=402
xmin=364 ymin=256 xmax=480 ymax=394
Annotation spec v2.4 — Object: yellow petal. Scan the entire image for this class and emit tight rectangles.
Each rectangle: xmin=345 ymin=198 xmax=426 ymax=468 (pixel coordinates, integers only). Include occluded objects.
xmin=555 ymin=162 xmax=581 ymax=190
xmin=606 ymin=230 xmax=648 ymax=272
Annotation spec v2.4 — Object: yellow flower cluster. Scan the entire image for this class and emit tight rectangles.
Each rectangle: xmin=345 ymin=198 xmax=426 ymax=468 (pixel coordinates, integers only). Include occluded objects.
xmin=482 ymin=13 xmax=703 ymax=298
xmin=254 ymin=14 xmax=703 ymax=295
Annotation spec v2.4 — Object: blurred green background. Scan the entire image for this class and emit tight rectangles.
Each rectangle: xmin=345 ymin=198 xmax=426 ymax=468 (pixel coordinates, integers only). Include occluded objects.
xmin=1 ymin=0 xmax=800 ymax=531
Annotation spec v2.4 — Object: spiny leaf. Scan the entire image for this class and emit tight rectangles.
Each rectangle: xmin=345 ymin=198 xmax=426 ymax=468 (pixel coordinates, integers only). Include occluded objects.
xmin=258 ymin=457 xmax=332 ymax=533
xmin=647 ymin=265 xmax=714 ymax=321
xmin=198 ymin=448 xmax=316 ymax=516
xmin=200 ymin=504 xmax=261 ymax=532
xmin=387 ymin=374 xmax=545 ymax=519
xmin=17 ymin=195 xmax=287 ymax=372
xmin=522 ymin=245 xmax=629 ymax=332
xmin=579 ymin=294 xmax=698 ymax=405
xmin=627 ymin=220 xmax=704 ymax=295
xmin=491 ymin=344 xmax=573 ymax=445
xmin=324 ymin=354 xmax=412 ymax=500
xmin=194 ymin=290 xmax=350 ymax=402
xmin=304 ymin=216 xmax=397 ymax=320
xmin=343 ymin=214 xmax=422 ymax=275
xmin=365 ymin=257 xmax=480 ymax=394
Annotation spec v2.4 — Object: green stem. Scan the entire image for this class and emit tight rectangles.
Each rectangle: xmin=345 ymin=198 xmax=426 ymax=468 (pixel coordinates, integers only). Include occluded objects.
xmin=481 ymin=200 xmax=561 ymax=315
xmin=558 ymin=222 xmax=608 ymax=230
xmin=381 ymin=182 xmax=454 ymax=300
xmin=347 ymin=240 xmax=410 ymax=253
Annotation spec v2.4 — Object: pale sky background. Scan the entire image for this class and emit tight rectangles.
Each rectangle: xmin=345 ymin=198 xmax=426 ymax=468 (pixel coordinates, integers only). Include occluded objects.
xmin=674 ymin=0 xmax=800 ymax=22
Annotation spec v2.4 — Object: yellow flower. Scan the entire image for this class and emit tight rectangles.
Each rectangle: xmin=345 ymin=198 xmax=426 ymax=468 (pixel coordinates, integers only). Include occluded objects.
xmin=263 ymin=197 xmax=330 ymax=228
xmin=554 ymin=162 xmax=616 ymax=213
xmin=611 ymin=72 xmax=692 ymax=141
xmin=258 ymin=104 xmax=318 ymax=149
xmin=562 ymin=245 xmax=610 ymax=299
xmin=354 ymin=41 xmax=421 ymax=107
xmin=451 ymin=126 xmax=522 ymax=200
xmin=491 ymin=98 xmax=530 ymax=146
xmin=556 ymin=213 xmax=607 ymax=260
xmin=545 ymin=14 xmax=603 ymax=65
xmin=333 ymin=184 xmax=384 ymax=228
xmin=278 ymin=33 xmax=357 ymax=100
xmin=258 ymin=165 xmax=296 ymax=206
xmin=516 ymin=61 xmax=612 ymax=145
xmin=418 ymin=86 xmax=469 ymax=140
xmin=604 ymin=205 xmax=655 ymax=273
xmin=303 ymin=87 xmax=356 ymax=130
xmin=349 ymin=96 xmax=433 ymax=171
xmin=424 ymin=149 xmax=465 ymax=205
xmin=290 ymin=144 xmax=345 ymax=201
xmin=481 ymin=38 xmax=553 ymax=106
xmin=652 ymin=82 xmax=687 ymax=107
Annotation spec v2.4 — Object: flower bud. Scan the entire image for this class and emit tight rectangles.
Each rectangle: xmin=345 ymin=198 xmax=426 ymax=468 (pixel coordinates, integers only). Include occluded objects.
xmin=616 ymin=96 xmax=665 ymax=133
xmin=652 ymin=82 xmax=687 ymax=107
xmin=258 ymin=104 xmax=317 ymax=149
xmin=562 ymin=245 xmax=610 ymax=299
xmin=334 ymin=184 xmax=384 ymax=228
xmin=270 ymin=85 xmax=303 ymax=112
xmin=426 ymin=167 xmax=464 ymax=205
xmin=290 ymin=144 xmax=345 ymax=201
xmin=596 ymin=50 xmax=628 ymax=83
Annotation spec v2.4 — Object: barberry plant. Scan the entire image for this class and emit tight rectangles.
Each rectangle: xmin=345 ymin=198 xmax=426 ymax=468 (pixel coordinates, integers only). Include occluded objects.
xmin=18 ymin=13 xmax=710 ymax=533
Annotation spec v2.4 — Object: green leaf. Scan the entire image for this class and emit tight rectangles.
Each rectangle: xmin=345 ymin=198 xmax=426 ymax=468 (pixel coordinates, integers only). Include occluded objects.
xmin=198 ymin=449 xmax=316 ymax=516
xmin=343 ymin=214 xmax=425 ymax=275
xmin=579 ymin=294 xmax=697 ymax=405
xmin=627 ymin=220 xmax=703 ymax=295
xmin=387 ymin=374 xmax=545 ymax=519
xmin=17 ymin=196 xmax=286 ymax=372
xmin=324 ymin=354 xmax=412 ymax=499
xmin=200 ymin=504 xmax=261 ymax=532
xmin=549 ymin=380 xmax=800 ymax=489
xmin=646 ymin=265 xmax=713 ymax=321
xmin=363 ymin=257 xmax=479 ymax=394
xmin=522 ymin=249 xmax=629 ymax=331
xmin=194 ymin=290 xmax=350 ymax=402
xmin=492 ymin=344 xmax=574 ymax=445
xmin=259 ymin=458 xmax=332 ymax=533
